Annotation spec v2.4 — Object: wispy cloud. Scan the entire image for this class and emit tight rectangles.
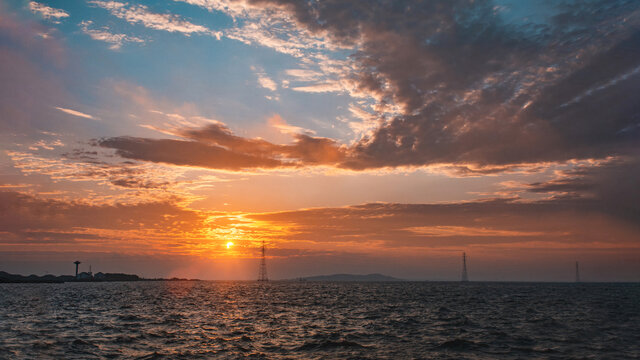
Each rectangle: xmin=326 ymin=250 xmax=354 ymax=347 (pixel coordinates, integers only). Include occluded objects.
xmin=268 ymin=114 xmax=315 ymax=136
xmin=7 ymin=148 xmax=196 ymax=205
xmin=54 ymin=107 xmax=97 ymax=120
xmin=176 ymin=0 xmax=357 ymax=91
xmin=28 ymin=139 xmax=65 ymax=151
xmin=89 ymin=1 xmax=222 ymax=38
xmin=405 ymin=226 xmax=546 ymax=238
xmin=257 ymin=75 xmax=277 ymax=91
xmin=80 ymin=20 xmax=145 ymax=50
xmin=291 ymin=81 xmax=344 ymax=93
xmin=284 ymin=69 xmax=322 ymax=81
xmin=29 ymin=2 xmax=69 ymax=23
xmin=181 ymin=0 xmax=345 ymax=55
xmin=251 ymin=66 xmax=277 ymax=92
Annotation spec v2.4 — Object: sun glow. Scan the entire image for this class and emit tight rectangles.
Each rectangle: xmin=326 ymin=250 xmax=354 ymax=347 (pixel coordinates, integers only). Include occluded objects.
xmin=226 ymin=242 xmax=234 ymax=249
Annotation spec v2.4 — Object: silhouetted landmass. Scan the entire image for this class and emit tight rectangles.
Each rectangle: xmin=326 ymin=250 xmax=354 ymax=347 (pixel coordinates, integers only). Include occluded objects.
xmin=0 ymin=271 xmax=64 ymax=283
xmin=301 ymin=273 xmax=402 ymax=282
xmin=94 ymin=272 xmax=140 ymax=282
xmin=0 ymin=271 xmax=198 ymax=283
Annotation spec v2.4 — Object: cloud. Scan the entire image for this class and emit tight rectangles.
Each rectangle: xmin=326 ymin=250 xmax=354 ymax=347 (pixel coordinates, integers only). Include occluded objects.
xmin=246 ymin=197 xmax=640 ymax=252
xmin=525 ymin=156 xmax=640 ymax=224
xmin=224 ymin=196 xmax=639 ymax=280
xmin=257 ymin=75 xmax=277 ymax=91
xmin=54 ymin=106 xmax=97 ymax=120
xmin=291 ymin=81 xmax=343 ymax=93
xmin=176 ymin=0 xmax=350 ymax=61
xmin=236 ymin=0 xmax=640 ymax=169
xmin=0 ymin=190 xmax=208 ymax=253
xmin=405 ymin=226 xmax=547 ymax=238
xmin=97 ymin=121 xmax=346 ymax=170
xmin=175 ymin=0 xmax=371 ymax=109
xmin=89 ymin=0 xmax=222 ymax=38
xmin=29 ymin=2 xmax=69 ymax=23
xmin=77 ymin=1 xmax=639 ymax=246
xmin=80 ymin=20 xmax=145 ymax=50
xmin=170 ymin=0 xmax=640 ymax=171
xmin=284 ymin=69 xmax=322 ymax=80
xmin=97 ymin=135 xmax=287 ymax=170
xmin=268 ymin=114 xmax=315 ymax=136
xmin=251 ymin=66 xmax=277 ymax=91
xmin=226 ymin=195 xmax=640 ymax=281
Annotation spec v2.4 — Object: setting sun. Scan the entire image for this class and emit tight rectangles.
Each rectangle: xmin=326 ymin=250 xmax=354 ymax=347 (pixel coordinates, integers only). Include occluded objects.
xmin=226 ymin=242 xmax=234 ymax=249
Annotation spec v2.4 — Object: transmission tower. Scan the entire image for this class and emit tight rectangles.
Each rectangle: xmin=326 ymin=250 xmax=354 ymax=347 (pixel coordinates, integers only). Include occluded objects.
xmin=575 ymin=261 xmax=580 ymax=282
xmin=461 ymin=252 xmax=469 ymax=282
xmin=258 ymin=239 xmax=268 ymax=281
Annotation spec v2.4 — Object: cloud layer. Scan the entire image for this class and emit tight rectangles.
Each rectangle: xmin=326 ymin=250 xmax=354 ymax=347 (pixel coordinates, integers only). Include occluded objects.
xmin=264 ymin=0 xmax=640 ymax=169
xmin=96 ymin=0 xmax=640 ymax=172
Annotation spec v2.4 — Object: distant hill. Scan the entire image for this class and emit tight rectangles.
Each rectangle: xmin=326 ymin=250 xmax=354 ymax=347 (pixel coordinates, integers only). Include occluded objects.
xmin=301 ymin=273 xmax=402 ymax=282
xmin=0 ymin=271 xmax=65 ymax=283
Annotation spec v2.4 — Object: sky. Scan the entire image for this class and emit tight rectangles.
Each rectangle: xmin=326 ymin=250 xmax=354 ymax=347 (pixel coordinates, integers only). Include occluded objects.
xmin=1 ymin=0 xmax=639 ymax=281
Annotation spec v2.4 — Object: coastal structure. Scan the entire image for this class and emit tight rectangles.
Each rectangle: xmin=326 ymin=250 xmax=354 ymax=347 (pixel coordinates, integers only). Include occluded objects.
xmin=77 ymin=272 xmax=92 ymax=280
xmin=461 ymin=252 xmax=469 ymax=282
xmin=576 ymin=261 xmax=580 ymax=282
xmin=258 ymin=239 xmax=268 ymax=281
xmin=73 ymin=261 xmax=94 ymax=281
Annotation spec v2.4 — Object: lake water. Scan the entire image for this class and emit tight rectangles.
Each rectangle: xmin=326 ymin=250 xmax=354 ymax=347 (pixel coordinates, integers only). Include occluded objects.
xmin=0 ymin=281 xmax=638 ymax=359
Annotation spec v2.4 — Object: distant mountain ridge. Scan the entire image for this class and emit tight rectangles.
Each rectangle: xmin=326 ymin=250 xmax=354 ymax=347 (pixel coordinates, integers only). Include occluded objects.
xmin=301 ymin=273 xmax=402 ymax=281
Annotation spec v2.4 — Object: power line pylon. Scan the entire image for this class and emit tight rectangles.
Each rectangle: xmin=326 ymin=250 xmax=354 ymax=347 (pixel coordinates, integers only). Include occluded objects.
xmin=461 ymin=252 xmax=469 ymax=282
xmin=258 ymin=239 xmax=268 ymax=282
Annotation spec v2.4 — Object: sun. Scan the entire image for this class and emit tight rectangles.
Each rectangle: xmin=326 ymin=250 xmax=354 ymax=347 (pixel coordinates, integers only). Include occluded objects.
xmin=226 ymin=242 xmax=234 ymax=249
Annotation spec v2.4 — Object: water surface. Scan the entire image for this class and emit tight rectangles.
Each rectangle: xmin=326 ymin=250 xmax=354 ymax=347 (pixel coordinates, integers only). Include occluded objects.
xmin=0 ymin=281 xmax=638 ymax=359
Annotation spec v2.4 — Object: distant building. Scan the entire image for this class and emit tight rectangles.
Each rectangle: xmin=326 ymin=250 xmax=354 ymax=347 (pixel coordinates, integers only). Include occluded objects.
xmin=77 ymin=272 xmax=93 ymax=281
xmin=94 ymin=272 xmax=106 ymax=281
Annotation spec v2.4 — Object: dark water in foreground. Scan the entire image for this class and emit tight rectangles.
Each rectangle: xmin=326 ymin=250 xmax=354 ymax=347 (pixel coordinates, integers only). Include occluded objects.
xmin=0 ymin=282 xmax=638 ymax=359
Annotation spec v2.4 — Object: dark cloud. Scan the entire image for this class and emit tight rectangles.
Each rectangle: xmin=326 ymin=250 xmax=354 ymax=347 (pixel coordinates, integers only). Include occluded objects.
xmin=250 ymin=0 xmax=640 ymax=168
xmin=180 ymin=123 xmax=346 ymax=165
xmin=526 ymin=156 xmax=640 ymax=224
xmin=97 ymin=135 xmax=286 ymax=170
xmin=97 ymin=123 xmax=346 ymax=170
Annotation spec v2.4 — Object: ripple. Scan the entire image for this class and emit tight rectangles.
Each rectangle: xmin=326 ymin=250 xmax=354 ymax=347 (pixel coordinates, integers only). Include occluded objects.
xmin=297 ymin=339 xmax=366 ymax=351
xmin=0 ymin=281 xmax=638 ymax=359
